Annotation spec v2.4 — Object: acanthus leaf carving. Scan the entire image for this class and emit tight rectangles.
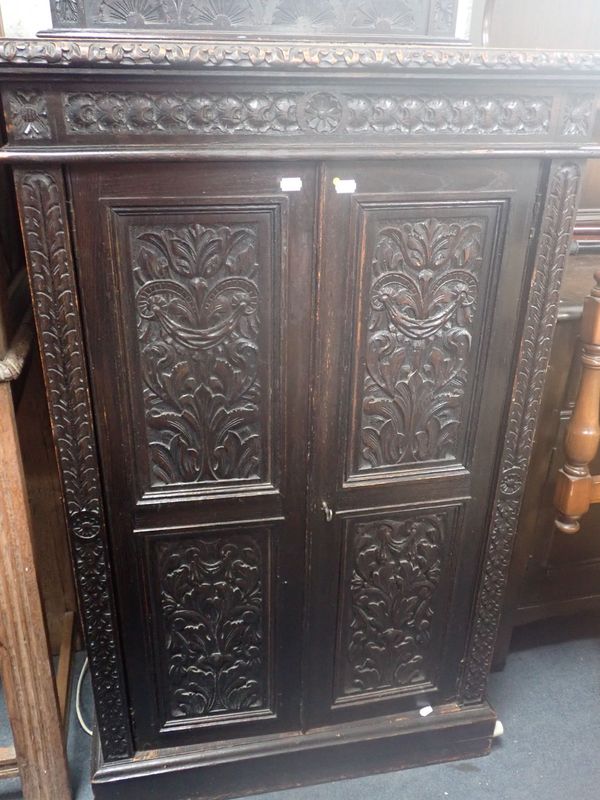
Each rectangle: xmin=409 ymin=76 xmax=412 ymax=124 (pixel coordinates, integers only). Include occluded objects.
xmin=462 ymin=162 xmax=581 ymax=703
xmin=6 ymin=40 xmax=600 ymax=75
xmin=157 ymin=533 xmax=269 ymax=721
xmin=356 ymin=216 xmax=484 ymax=472
xmin=337 ymin=511 xmax=447 ymax=698
xmin=131 ymin=220 xmax=264 ymax=488
xmin=15 ymin=170 xmax=133 ymax=760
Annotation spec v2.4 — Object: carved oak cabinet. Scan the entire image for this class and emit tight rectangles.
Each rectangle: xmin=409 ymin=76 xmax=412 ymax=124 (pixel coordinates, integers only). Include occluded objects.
xmin=1 ymin=34 xmax=598 ymax=800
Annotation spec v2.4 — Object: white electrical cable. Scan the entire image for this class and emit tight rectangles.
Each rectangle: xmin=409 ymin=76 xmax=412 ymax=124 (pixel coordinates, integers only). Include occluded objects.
xmin=76 ymin=657 xmax=93 ymax=736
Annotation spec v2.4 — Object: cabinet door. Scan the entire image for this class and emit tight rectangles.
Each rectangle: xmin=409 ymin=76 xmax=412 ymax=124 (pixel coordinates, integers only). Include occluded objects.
xmin=305 ymin=159 xmax=541 ymax=727
xmin=69 ymin=162 xmax=316 ymax=748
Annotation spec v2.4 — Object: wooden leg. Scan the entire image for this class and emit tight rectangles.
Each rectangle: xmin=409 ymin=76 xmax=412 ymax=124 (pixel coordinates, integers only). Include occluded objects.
xmin=0 ymin=382 xmax=71 ymax=800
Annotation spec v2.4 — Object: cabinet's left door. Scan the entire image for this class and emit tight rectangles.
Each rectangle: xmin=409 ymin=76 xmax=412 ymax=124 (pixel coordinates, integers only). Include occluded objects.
xmin=69 ymin=162 xmax=316 ymax=749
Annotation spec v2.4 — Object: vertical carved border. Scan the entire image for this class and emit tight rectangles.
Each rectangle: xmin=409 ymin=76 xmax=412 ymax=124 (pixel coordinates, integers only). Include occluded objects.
xmin=14 ymin=168 xmax=133 ymax=760
xmin=461 ymin=161 xmax=582 ymax=702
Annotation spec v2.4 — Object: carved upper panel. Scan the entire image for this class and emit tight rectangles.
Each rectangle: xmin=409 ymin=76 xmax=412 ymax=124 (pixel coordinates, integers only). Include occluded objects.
xmin=156 ymin=532 xmax=270 ymax=723
xmin=62 ymin=90 xmax=552 ymax=140
xmin=350 ymin=212 xmax=488 ymax=475
xmin=53 ymin=0 xmax=460 ymax=38
xmin=335 ymin=510 xmax=450 ymax=701
xmin=129 ymin=215 xmax=272 ymax=490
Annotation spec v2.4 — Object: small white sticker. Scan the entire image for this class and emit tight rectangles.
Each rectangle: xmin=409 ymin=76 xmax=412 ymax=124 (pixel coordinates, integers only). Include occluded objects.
xmin=333 ymin=177 xmax=357 ymax=194
xmin=280 ymin=177 xmax=303 ymax=192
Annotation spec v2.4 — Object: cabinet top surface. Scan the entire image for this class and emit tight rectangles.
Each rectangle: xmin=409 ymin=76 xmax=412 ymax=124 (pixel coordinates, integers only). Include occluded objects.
xmin=2 ymin=37 xmax=600 ymax=77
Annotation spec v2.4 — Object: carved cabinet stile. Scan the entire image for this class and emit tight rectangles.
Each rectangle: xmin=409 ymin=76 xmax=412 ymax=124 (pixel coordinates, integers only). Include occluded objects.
xmin=0 ymin=29 xmax=595 ymax=800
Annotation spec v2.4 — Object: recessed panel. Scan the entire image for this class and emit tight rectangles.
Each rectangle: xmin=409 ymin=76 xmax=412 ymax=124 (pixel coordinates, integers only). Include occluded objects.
xmin=347 ymin=202 xmax=505 ymax=480
xmin=333 ymin=506 xmax=460 ymax=705
xmin=114 ymin=206 xmax=280 ymax=497
xmin=147 ymin=526 xmax=274 ymax=730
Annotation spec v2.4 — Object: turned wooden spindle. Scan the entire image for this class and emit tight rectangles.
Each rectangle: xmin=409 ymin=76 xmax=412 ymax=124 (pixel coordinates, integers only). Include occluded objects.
xmin=554 ymin=271 xmax=600 ymax=534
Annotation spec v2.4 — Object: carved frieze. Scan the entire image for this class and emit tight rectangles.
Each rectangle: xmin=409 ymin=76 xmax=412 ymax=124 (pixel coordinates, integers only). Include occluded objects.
xmin=462 ymin=162 xmax=582 ymax=702
xmin=63 ymin=90 xmax=552 ymax=138
xmin=130 ymin=219 xmax=265 ymax=489
xmin=15 ymin=170 xmax=132 ymax=760
xmin=335 ymin=511 xmax=448 ymax=700
xmin=53 ymin=0 xmax=459 ymax=38
xmin=354 ymin=215 xmax=485 ymax=472
xmin=156 ymin=533 xmax=269 ymax=722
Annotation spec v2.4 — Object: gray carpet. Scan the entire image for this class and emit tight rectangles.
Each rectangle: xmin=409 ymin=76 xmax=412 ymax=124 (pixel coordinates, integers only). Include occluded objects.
xmin=2 ymin=614 xmax=600 ymax=799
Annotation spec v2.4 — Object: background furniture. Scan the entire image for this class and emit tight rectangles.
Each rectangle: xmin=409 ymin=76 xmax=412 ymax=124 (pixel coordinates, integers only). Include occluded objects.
xmin=0 ymin=163 xmax=73 ymax=798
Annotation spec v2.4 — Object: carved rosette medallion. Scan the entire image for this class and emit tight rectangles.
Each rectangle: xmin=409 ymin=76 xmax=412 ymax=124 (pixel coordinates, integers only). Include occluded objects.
xmin=7 ymin=91 xmax=50 ymax=140
xmin=157 ymin=534 xmax=269 ymax=721
xmin=355 ymin=216 xmax=484 ymax=472
xmin=131 ymin=221 xmax=264 ymax=488
xmin=336 ymin=512 xmax=448 ymax=699
xmin=15 ymin=170 xmax=132 ymax=760
xmin=462 ymin=162 xmax=582 ymax=702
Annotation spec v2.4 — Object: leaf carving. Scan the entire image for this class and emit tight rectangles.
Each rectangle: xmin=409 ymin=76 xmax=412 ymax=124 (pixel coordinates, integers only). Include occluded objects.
xmin=132 ymin=221 xmax=264 ymax=487
xmin=357 ymin=216 xmax=484 ymax=470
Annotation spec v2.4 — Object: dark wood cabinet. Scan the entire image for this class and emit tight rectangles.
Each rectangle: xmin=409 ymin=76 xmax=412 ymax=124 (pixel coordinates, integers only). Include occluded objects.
xmin=1 ymin=34 xmax=598 ymax=800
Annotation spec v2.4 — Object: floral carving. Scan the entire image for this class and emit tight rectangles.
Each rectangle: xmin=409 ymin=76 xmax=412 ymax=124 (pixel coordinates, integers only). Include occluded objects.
xmin=356 ymin=216 xmax=484 ymax=471
xmin=561 ymin=95 xmax=596 ymax=137
xmin=7 ymin=40 xmax=600 ymax=74
xmin=337 ymin=512 xmax=447 ymax=698
xmin=462 ymin=163 xmax=581 ymax=702
xmin=131 ymin=221 xmax=265 ymax=488
xmin=157 ymin=535 xmax=268 ymax=720
xmin=63 ymin=91 xmax=552 ymax=138
xmin=301 ymin=92 xmax=343 ymax=133
xmin=7 ymin=92 xmax=50 ymax=140
xmin=15 ymin=170 xmax=132 ymax=760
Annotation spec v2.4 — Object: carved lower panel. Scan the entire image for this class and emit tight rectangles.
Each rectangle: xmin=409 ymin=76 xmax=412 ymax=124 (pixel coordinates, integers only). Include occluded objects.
xmin=128 ymin=215 xmax=272 ymax=490
xmin=334 ymin=509 xmax=456 ymax=702
xmin=53 ymin=0 xmax=460 ymax=38
xmin=462 ymin=161 xmax=582 ymax=702
xmin=62 ymin=90 xmax=552 ymax=140
xmin=348 ymin=205 xmax=503 ymax=477
xmin=14 ymin=170 xmax=132 ymax=760
xmin=151 ymin=529 xmax=272 ymax=726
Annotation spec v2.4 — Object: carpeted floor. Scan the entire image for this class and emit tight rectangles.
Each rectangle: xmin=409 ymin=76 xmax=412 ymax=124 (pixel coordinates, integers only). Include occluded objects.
xmin=2 ymin=613 xmax=600 ymax=799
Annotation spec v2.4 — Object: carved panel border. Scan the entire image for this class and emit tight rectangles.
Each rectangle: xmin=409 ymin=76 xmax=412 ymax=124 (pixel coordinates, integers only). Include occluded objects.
xmin=61 ymin=90 xmax=553 ymax=140
xmin=2 ymin=39 xmax=600 ymax=75
xmin=461 ymin=161 xmax=582 ymax=703
xmin=14 ymin=169 xmax=133 ymax=760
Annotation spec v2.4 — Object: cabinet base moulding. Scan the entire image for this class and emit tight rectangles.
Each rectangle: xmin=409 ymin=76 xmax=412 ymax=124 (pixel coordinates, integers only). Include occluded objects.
xmin=91 ymin=703 xmax=496 ymax=800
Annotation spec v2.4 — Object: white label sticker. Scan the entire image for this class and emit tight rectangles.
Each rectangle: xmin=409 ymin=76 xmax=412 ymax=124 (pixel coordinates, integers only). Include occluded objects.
xmin=280 ymin=177 xmax=303 ymax=192
xmin=333 ymin=177 xmax=357 ymax=194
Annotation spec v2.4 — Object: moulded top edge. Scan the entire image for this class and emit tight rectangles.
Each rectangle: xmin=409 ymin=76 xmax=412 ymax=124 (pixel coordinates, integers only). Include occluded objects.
xmin=2 ymin=38 xmax=600 ymax=76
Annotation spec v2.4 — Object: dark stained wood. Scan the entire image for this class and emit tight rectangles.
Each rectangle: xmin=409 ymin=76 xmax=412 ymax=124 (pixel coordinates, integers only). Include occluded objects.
xmin=2 ymin=34 xmax=594 ymax=800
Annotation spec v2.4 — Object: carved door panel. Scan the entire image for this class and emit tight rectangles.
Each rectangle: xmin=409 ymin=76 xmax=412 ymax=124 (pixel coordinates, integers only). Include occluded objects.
xmin=305 ymin=159 xmax=542 ymax=727
xmin=68 ymin=162 xmax=316 ymax=748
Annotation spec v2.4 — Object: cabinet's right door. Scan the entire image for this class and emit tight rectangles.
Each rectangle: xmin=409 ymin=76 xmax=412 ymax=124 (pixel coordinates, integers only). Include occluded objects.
xmin=305 ymin=159 xmax=541 ymax=727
